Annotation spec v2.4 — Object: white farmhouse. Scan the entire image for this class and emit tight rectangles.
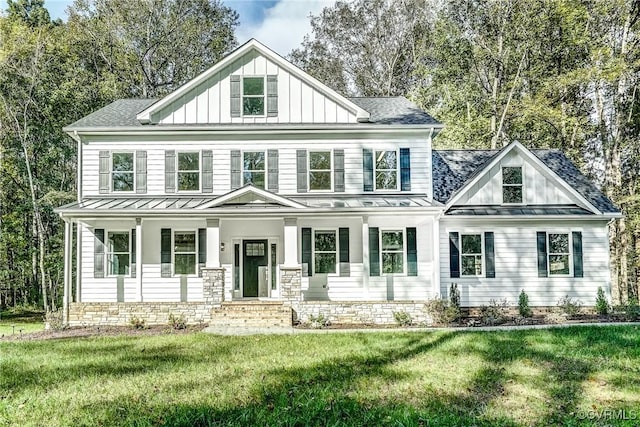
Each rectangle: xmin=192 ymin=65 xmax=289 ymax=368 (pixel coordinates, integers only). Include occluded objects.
xmin=56 ymin=40 xmax=621 ymax=326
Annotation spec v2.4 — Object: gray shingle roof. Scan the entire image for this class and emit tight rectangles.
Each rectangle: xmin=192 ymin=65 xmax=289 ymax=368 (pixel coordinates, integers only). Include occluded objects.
xmin=447 ymin=205 xmax=593 ymax=216
xmin=64 ymin=96 xmax=438 ymax=129
xmin=433 ymin=149 xmax=620 ymax=214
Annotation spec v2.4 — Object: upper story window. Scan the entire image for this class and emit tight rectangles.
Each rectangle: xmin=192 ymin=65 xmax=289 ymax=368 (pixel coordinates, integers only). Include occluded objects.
xmin=461 ymin=234 xmax=483 ymax=276
xmin=309 ymin=151 xmax=332 ymax=191
xmin=107 ymin=231 xmax=130 ymax=275
xmin=243 ymin=77 xmax=265 ymax=116
xmin=548 ymin=233 xmax=570 ymax=275
xmin=112 ymin=152 xmax=134 ymax=192
xmin=243 ymin=151 xmax=266 ymax=188
xmin=381 ymin=230 xmax=404 ymax=273
xmin=177 ymin=152 xmax=200 ymax=192
xmin=174 ymin=231 xmax=196 ymax=275
xmin=502 ymin=166 xmax=523 ymax=203
xmin=314 ymin=230 xmax=337 ymax=274
xmin=375 ymin=150 xmax=398 ymax=191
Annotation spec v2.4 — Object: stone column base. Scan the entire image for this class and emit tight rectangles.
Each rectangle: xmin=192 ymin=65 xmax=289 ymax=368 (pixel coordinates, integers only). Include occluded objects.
xmin=202 ymin=267 xmax=225 ymax=307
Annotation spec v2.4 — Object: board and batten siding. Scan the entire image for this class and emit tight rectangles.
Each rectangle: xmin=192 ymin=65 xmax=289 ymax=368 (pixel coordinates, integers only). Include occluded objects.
xmin=456 ymin=150 xmax=577 ymax=206
xmin=152 ymin=50 xmax=357 ymax=125
xmin=81 ymin=138 xmax=432 ymax=197
xmin=439 ymin=219 xmax=611 ymax=306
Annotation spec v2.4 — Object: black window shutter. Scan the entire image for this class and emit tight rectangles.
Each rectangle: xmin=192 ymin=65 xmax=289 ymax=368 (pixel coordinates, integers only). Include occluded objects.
xmin=572 ymin=231 xmax=583 ymax=278
xmin=369 ymin=227 xmax=380 ymax=276
xmin=334 ymin=149 xmax=345 ymax=192
xmin=407 ymin=227 xmax=417 ymax=276
xmin=363 ymin=149 xmax=374 ymax=192
xmin=230 ymin=150 xmax=241 ymax=189
xmin=165 ymin=150 xmax=176 ymax=193
xmin=136 ymin=151 xmax=147 ymax=194
xmin=296 ymin=150 xmax=307 ymax=193
xmin=161 ymin=228 xmax=172 ymax=278
xmin=267 ymin=149 xmax=279 ymax=192
xmin=267 ymin=75 xmax=278 ymax=117
xmin=131 ymin=228 xmax=136 ymax=278
xmin=99 ymin=151 xmax=110 ymax=194
xmin=202 ymin=150 xmax=213 ymax=193
xmin=400 ymin=148 xmax=411 ymax=191
xmin=230 ymin=75 xmax=241 ymax=117
xmin=198 ymin=228 xmax=207 ymax=277
xmin=94 ymin=228 xmax=105 ymax=278
xmin=339 ymin=227 xmax=350 ymax=277
xmin=537 ymin=231 xmax=548 ymax=277
xmin=449 ymin=232 xmax=460 ymax=278
xmin=484 ymin=231 xmax=495 ymax=278
xmin=301 ymin=227 xmax=312 ymax=276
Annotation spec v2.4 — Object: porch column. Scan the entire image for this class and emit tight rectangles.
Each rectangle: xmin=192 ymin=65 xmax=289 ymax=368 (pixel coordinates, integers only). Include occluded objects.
xmin=283 ymin=218 xmax=298 ymax=267
xmin=362 ymin=216 xmax=369 ymax=294
xmin=432 ymin=217 xmax=441 ymax=297
xmin=62 ymin=220 xmax=72 ymax=323
xmin=136 ymin=218 xmax=143 ymax=301
xmin=206 ymin=218 xmax=220 ymax=267
xmin=75 ymin=223 xmax=82 ymax=302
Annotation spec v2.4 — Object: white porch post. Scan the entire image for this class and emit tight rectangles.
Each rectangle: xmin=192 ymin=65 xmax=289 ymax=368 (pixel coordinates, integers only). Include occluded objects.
xmin=75 ymin=223 xmax=82 ymax=302
xmin=136 ymin=218 xmax=143 ymax=301
xmin=206 ymin=218 xmax=220 ymax=267
xmin=283 ymin=218 xmax=298 ymax=267
xmin=362 ymin=216 xmax=369 ymax=295
xmin=62 ymin=220 xmax=72 ymax=323
xmin=432 ymin=217 xmax=441 ymax=297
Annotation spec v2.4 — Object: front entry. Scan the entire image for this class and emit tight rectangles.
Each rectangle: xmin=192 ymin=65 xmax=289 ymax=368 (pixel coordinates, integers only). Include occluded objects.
xmin=242 ymin=240 xmax=268 ymax=297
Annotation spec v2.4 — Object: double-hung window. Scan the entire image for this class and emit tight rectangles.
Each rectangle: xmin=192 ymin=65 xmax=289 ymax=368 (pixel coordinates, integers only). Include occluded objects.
xmin=243 ymin=151 xmax=266 ymax=188
xmin=107 ymin=231 xmax=130 ymax=275
xmin=309 ymin=151 xmax=332 ymax=191
xmin=548 ymin=233 xmax=570 ymax=275
xmin=461 ymin=234 xmax=483 ymax=276
xmin=381 ymin=230 xmax=404 ymax=273
xmin=502 ymin=166 xmax=523 ymax=203
xmin=375 ymin=150 xmax=398 ymax=190
xmin=177 ymin=152 xmax=200 ymax=191
xmin=112 ymin=152 xmax=134 ymax=192
xmin=243 ymin=77 xmax=265 ymax=116
xmin=174 ymin=231 xmax=196 ymax=275
xmin=314 ymin=230 xmax=337 ymax=274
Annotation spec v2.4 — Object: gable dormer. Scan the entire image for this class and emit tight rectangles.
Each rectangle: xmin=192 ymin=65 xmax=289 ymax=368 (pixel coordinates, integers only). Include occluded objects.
xmin=136 ymin=39 xmax=370 ymax=126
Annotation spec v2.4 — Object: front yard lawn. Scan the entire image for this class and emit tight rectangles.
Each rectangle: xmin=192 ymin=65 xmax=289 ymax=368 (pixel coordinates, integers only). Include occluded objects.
xmin=0 ymin=308 xmax=44 ymax=336
xmin=1 ymin=326 xmax=639 ymax=426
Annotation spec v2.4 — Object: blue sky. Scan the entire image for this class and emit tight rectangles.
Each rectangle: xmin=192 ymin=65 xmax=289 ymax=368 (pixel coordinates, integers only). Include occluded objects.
xmin=39 ymin=0 xmax=332 ymax=55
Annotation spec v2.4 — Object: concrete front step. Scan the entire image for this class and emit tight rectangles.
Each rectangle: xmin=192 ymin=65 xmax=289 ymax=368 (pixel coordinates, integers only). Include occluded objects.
xmin=212 ymin=301 xmax=293 ymax=327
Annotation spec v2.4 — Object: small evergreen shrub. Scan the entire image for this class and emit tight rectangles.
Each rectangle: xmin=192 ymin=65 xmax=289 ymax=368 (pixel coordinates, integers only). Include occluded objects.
xmin=595 ymin=287 xmax=610 ymax=316
xmin=425 ymin=297 xmax=459 ymax=325
xmin=518 ymin=290 xmax=532 ymax=318
xmin=130 ymin=316 xmax=146 ymax=329
xmin=393 ymin=311 xmax=413 ymax=327
xmin=557 ymin=295 xmax=582 ymax=318
xmin=480 ymin=299 xmax=509 ymax=326
xmin=307 ymin=313 xmax=330 ymax=329
xmin=44 ymin=310 xmax=65 ymax=331
xmin=449 ymin=283 xmax=461 ymax=321
xmin=168 ymin=313 xmax=187 ymax=330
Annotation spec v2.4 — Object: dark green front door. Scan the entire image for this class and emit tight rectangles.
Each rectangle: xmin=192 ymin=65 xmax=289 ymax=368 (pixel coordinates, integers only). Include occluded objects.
xmin=243 ymin=240 xmax=268 ymax=297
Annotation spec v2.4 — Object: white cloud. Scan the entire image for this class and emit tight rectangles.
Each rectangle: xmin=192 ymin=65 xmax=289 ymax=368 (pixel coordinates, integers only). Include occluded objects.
xmin=237 ymin=0 xmax=333 ymax=56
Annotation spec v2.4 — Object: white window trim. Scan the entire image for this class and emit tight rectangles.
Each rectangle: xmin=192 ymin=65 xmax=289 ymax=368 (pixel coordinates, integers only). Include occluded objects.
xmin=173 ymin=230 xmax=198 ymax=277
xmin=242 ymin=75 xmax=266 ymax=118
xmin=379 ymin=228 xmax=406 ymax=275
xmin=242 ymin=150 xmax=268 ymax=189
xmin=312 ymin=228 xmax=339 ymax=275
xmin=459 ymin=233 xmax=484 ymax=277
xmin=308 ymin=149 xmax=333 ymax=192
xmin=106 ymin=230 xmax=131 ymax=277
xmin=501 ymin=166 xmax=524 ymax=205
xmin=374 ymin=149 xmax=400 ymax=192
xmin=547 ymin=231 xmax=573 ymax=277
xmin=175 ymin=151 xmax=201 ymax=193
xmin=111 ymin=151 xmax=135 ymax=193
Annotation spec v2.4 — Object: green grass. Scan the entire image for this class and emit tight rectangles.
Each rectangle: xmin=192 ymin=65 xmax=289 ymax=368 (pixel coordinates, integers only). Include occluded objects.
xmin=1 ymin=326 xmax=640 ymax=426
xmin=0 ymin=307 xmax=44 ymax=336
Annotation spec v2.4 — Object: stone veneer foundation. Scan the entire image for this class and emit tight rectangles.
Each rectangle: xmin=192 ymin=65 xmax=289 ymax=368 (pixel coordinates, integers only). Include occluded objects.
xmin=293 ymin=301 xmax=432 ymax=325
xmin=67 ymin=302 xmax=213 ymax=326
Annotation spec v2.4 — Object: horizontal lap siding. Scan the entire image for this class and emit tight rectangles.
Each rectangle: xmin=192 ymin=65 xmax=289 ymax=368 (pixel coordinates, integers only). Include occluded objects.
xmin=439 ymin=220 xmax=610 ymax=306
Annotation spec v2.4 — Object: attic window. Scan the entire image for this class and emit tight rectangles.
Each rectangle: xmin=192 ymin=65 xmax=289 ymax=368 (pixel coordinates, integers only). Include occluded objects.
xmin=243 ymin=77 xmax=265 ymax=116
xmin=502 ymin=166 xmax=523 ymax=204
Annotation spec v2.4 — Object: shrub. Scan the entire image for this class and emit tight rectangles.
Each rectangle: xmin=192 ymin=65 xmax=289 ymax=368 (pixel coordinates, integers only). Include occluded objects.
xmin=168 ymin=313 xmax=187 ymax=330
xmin=130 ymin=316 xmax=146 ymax=329
xmin=518 ymin=290 xmax=532 ymax=318
xmin=44 ymin=310 xmax=65 ymax=331
xmin=595 ymin=287 xmax=610 ymax=316
xmin=449 ymin=283 xmax=461 ymax=321
xmin=614 ymin=299 xmax=640 ymax=321
xmin=425 ymin=297 xmax=459 ymax=326
xmin=393 ymin=311 xmax=413 ymax=327
xmin=557 ymin=295 xmax=582 ymax=318
xmin=480 ymin=299 xmax=510 ymax=326
xmin=307 ymin=313 xmax=330 ymax=329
